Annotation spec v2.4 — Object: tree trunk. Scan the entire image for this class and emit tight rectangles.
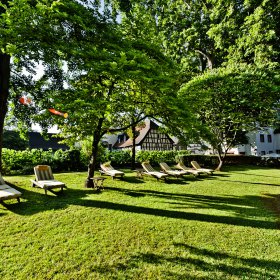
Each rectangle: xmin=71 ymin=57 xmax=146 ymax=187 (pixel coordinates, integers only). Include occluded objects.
xmin=215 ymin=149 xmax=225 ymax=171
xmin=198 ymin=53 xmax=207 ymax=71
xmin=0 ymin=53 xmax=11 ymax=173
xmin=216 ymin=156 xmax=223 ymax=171
xmin=85 ymin=118 xmax=104 ymax=188
xmin=131 ymin=123 xmax=136 ymax=170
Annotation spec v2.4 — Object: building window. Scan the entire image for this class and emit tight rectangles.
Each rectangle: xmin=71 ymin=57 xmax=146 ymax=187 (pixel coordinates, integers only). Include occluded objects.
xmin=260 ymin=134 xmax=265 ymax=142
xmin=276 ymin=150 xmax=280 ymax=154
xmin=267 ymin=134 xmax=272 ymax=143
xmin=269 ymin=151 xmax=273 ymax=154
xmin=261 ymin=151 xmax=266 ymax=155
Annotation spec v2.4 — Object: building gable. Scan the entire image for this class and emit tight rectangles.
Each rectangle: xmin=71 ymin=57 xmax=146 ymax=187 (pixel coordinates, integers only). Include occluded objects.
xmin=141 ymin=128 xmax=174 ymax=150
xmin=117 ymin=119 xmax=174 ymax=151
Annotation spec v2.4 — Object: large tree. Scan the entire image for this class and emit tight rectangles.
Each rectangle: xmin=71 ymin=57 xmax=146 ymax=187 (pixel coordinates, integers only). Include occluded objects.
xmin=134 ymin=0 xmax=280 ymax=70
xmin=179 ymin=66 xmax=280 ymax=170
xmin=45 ymin=31 xmax=176 ymax=186
xmin=0 ymin=0 xmax=57 ymax=171
xmin=2 ymin=0 xmax=177 ymax=185
xmin=129 ymin=0 xmax=280 ymax=165
xmin=0 ymin=0 xmax=108 ymax=171
xmin=0 ymin=0 xmax=124 ymax=175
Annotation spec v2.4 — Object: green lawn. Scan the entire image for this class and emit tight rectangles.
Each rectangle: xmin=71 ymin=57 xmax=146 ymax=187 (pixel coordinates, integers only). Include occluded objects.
xmin=1 ymin=166 xmax=280 ymax=279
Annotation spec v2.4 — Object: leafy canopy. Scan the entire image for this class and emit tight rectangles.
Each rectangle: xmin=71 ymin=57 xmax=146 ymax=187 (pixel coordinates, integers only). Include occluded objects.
xmin=179 ymin=66 xmax=280 ymax=155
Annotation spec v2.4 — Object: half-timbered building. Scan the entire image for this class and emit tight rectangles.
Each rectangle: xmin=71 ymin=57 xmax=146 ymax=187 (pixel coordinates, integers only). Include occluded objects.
xmin=117 ymin=119 xmax=174 ymax=151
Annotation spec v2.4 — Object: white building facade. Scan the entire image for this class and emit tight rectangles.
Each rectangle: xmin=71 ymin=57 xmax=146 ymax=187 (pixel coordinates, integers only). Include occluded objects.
xmin=232 ymin=128 xmax=280 ymax=156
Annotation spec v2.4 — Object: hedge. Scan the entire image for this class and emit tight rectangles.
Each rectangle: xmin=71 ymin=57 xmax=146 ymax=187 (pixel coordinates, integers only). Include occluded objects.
xmin=1 ymin=149 xmax=192 ymax=174
xmin=102 ymin=150 xmax=131 ymax=166
xmin=2 ymin=148 xmax=87 ymax=175
xmin=178 ymin=154 xmax=269 ymax=168
xmin=135 ymin=150 xmax=191 ymax=165
xmin=1 ymin=148 xmax=276 ymax=175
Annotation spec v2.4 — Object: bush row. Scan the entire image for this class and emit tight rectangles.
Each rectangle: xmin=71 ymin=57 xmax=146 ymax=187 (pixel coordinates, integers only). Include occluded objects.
xmin=2 ymin=148 xmax=276 ymax=175
xmin=2 ymin=149 xmax=192 ymax=174
xmin=179 ymin=154 xmax=279 ymax=168
xmin=2 ymin=148 xmax=88 ymax=175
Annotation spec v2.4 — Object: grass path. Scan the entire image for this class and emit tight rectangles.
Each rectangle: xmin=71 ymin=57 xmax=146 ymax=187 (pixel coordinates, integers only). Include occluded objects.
xmin=0 ymin=165 xmax=280 ymax=279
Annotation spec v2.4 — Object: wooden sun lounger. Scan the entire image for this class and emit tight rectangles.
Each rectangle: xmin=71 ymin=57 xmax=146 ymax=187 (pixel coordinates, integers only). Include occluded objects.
xmin=175 ymin=162 xmax=204 ymax=177
xmin=159 ymin=162 xmax=187 ymax=178
xmin=30 ymin=165 xmax=66 ymax=195
xmin=191 ymin=161 xmax=214 ymax=175
xmin=100 ymin=163 xmax=124 ymax=179
xmin=141 ymin=162 xmax=169 ymax=181
xmin=0 ymin=174 xmax=21 ymax=203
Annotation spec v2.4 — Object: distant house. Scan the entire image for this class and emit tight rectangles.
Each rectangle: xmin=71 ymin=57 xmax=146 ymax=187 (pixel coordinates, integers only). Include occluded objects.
xmin=228 ymin=128 xmax=280 ymax=156
xmin=3 ymin=130 xmax=29 ymax=150
xmin=101 ymin=133 xmax=128 ymax=151
xmin=116 ymin=119 xmax=175 ymax=151
xmin=28 ymin=132 xmax=69 ymax=151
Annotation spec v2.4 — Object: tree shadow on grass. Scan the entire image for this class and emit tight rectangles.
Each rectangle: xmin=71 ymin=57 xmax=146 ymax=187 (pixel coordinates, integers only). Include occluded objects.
xmin=174 ymin=243 xmax=280 ymax=278
xmin=0 ymin=211 xmax=7 ymax=216
xmin=4 ymin=179 xmax=279 ymax=230
xmin=165 ymin=178 xmax=189 ymax=185
xmin=104 ymin=187 xmax=267 ymax=218
xmin=230 ymin=171 xmax=280 ymax=179
xmin=78 ymin=199 xmax=277 ymax=229
xmin=215 ymin=178 xmax=280 ymax=187
xmin=118 ymin=176 xmax=145 ymax=184
xmin=136 ymin=243 xmax=279 ymax=279
xmin=261 ymin=193 xmax=280 ymax=227
xmin=5 ymin=185 xmax=277 ymax=229
xmin=92 ymin=243 xmax=280 ymax=279
xmin=2 ymin=182 xmax=92 ymax=215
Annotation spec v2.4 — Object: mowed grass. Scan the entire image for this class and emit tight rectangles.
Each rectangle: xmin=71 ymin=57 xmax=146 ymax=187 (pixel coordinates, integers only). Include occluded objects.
xmin=1 ymin=165 xmax=280 ymax=279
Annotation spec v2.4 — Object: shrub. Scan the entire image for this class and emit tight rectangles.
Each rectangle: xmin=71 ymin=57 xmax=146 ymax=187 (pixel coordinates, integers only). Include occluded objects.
xmin=2 ymin=148 xmax=85 ymax=175
xmin=103 ymin=150 xmax=131 ymax=166
xmin=179 ymin=154 xmax=264 ymax=168
xmin=136 ymin=150 xmax=178 ymax=165
xmin=2 ymin=149 xmax=38 ymax=174
xmin=179 ymin=154 xmax=219 ymax=168
xmin=259 ymin=157 xmax=280 ymax=167
xmin=2 ymin=146 xmax=273 ymax=176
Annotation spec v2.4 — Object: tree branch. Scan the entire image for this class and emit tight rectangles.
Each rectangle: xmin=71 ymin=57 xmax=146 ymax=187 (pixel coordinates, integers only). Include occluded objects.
xmin=195 ymin=49 xmax=213 ymax=70
xmin=101 ymin=115 xmax=149 ymax=137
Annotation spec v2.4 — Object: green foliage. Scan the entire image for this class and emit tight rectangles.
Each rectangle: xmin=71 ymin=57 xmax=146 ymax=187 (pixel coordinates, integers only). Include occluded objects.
xmin=79 ymin=137 xmax=93 ymax=158
xmin=260 ymin=157 xmax=280 ymax=167
xmin=78 ymin=137 xmax=109 ymax=169
xmin=179 ymin=154 xmax=280 ymax=168
xmin=102 ymin=150 xmax=132 ymax=165
xmin=2 ymin=148 xmax=85 ymax=175
xmin=136 ymin=150 xmax=180 ymax=165
xmin=0 ymin=0 xmax=114 ymax=172
xmin=122 ymin=0 xmax=280 ymax=171
xmin=2 ymin=149 xmax=34 ymax=175
xmin=138 ymin=0 xmax=280 ymax=70
xmin=179 ymin=66 xmax=280 ymax=164
xmin=43 ymin=7 xmax=178 ymax=176
xmin=5 ymin=147 xmax=275 ymax=174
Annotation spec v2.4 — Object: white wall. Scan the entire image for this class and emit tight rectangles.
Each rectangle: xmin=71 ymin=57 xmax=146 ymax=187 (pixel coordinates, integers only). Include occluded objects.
xmin=234 ymin=129 xmax=280 ymax=156
xmin=102 ymin=134 xmax=118 ymax=146
xmin=254 ymin=129 xmax=275 ymax=156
